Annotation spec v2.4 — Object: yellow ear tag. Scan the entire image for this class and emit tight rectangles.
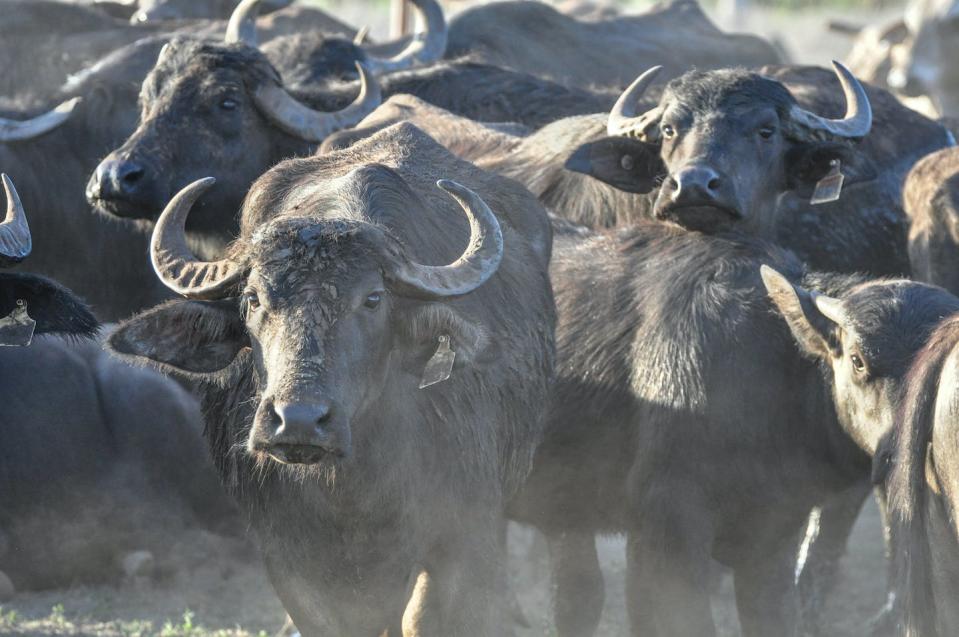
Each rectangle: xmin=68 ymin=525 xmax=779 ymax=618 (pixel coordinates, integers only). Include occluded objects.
xmin=0 ymin=299 xmax=36 ymax=347
xmin=810 ymin=159 xmax=844 ymax=205
xmin=419 ymin=335 xmax=455 ymax=389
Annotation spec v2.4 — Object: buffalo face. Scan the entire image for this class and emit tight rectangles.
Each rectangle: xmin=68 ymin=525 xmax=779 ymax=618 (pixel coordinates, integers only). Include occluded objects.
xmin=109 ymin=175 xmax=503 ymax=468
xmin=87 ymin=38 xmax=380 ymax=236
xmin=762 ymin=266 xmax=959 ymax=456
xmin=568 ymin=64 xmax=870 ymax=237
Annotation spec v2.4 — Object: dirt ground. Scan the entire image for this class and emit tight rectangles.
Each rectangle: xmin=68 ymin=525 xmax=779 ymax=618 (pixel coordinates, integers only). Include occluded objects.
xmin=1 ymin=498 xmax=886 ymax=636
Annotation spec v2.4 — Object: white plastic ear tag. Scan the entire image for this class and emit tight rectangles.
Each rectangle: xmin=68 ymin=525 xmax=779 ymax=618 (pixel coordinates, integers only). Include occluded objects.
xmin=810 ymin=159 xmax=844 ymax=205
xmin=419 ymin=335 xmax=455 ymax=389
xmin=0 ymin=299 xmax=36 ymax=347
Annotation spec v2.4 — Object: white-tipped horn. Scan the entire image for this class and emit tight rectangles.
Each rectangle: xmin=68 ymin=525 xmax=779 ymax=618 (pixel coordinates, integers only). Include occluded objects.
xmin=364 ymin=0 xmax=447 ymax=75
xmin=0 ymin=98 xmax=81 ymax=143
xmin=253 ymin=62 xmax=382 ymax=142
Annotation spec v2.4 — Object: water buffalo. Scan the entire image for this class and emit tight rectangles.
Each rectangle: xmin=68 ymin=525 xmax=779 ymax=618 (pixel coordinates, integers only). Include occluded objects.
xmin=507 ymin=220 xmax=869 ymax=636
xmin=87 ymin=15 xmax=612 ymax=246
xmin=444 ymin=0 xmax=782 ymax=90
xmin=887 ymin=314 xmax=959 ymax=636
xmin=845 ymin=0 xmax=959 ymax=118
xmin=107 ymin=123 xmax=555 ymax=634
xmin=0 ymin=174 xmax=97 ymax=338
xmin=0 ymin=36 xmax=180 ymax=321
xmin=569 ymin=63 xmax=953 ymax=276
xmin=0 ymin=175 xmax=235 ymax=594
xmin=903 ymin=145 xmax=959 ymax=295
xmin=762 ymin=268 xmax=959 ymax=635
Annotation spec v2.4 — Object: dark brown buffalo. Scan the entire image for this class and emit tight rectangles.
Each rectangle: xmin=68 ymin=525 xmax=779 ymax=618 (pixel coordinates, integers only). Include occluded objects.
xmin=570 ymin=63 xmax=953 ymax=276
xmin=509 ymin=220 xmax=869 ymax=636
xmin=903 ymin=145 xmax=959 ymax=295
xmin=0 ymin=176 xmax=234 ymax=594
xmin=107 ymin=123 xmax=555 ymax=634
xmin=762 ymin=268 xmax=959 ymax=636
xmin=444 ymin=0 xmax=781 ymax=90
xmin=87 ymin=13 xmax=612 ymax=246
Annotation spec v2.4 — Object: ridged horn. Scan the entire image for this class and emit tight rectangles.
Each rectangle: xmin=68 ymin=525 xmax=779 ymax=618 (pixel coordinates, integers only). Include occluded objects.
xmin=788 ymin=61 xmax=872 ymax=139
xmin=0 ymin=174 xmax=31 ymax=264
xmin=606 ymin=66 xmax=664 ymax=142
xmin=253 ymin=62 xmax=381 ymax=142
xmin=364 ymin=0 xmax=447 ymax=75
xmin=387 ymin=180 xmax=503 ymax=300
xmin=224 ymin=0 xmax=261 ymax=46
xmin=0 ymin=98 xmax=81 ymax=143
xmin=151 ymin=178 xmax=243 ymax=300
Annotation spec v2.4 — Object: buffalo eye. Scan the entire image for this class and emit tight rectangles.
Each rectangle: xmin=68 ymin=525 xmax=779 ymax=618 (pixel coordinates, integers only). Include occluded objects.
xmin=758 ymin=126 xmax=775 ymax=140
xmin=661 ymin=124 xmax=676 ymax=140
xmin=850 ymin=353 xmax=866 ymax=374
xmin=219 ymin=98 xmax=238 ymax=111
xmin=243 ymin=291 xmax=260 ymax=314
xmin=620 ymin=155 xmax=635 ymax=171
xmin=364 ymin=292 xmax=382 ymax=310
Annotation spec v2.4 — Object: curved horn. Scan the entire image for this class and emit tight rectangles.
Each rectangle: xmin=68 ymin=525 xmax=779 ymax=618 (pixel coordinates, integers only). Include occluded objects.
xmin=353 ymin=25 xmax=371 ymax=46
xmin=607 ymin=66 xmax=664 ymax=142
xmin=788 ymin=61 xmax=872 ymax=139
xmin=0 ymin=97 xmax=81 ymax=143
xmin=364 ymin=0 xmax=447 ymax=75
xmin=225 ymin=0 xmax=261 ymax=47
xmin=0 ymin=174 xmax=31 ymax=264
xmin=151 ymin=178 xmax=243 ymax=300
xmin=388 ymin=180 xmax=503 ymax=300
xmin=253 ymin=62 xmax=381 ymax=142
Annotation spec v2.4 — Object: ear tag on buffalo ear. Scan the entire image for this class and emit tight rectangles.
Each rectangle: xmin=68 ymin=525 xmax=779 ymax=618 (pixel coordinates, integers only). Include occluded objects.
xmin=0 ymin=299 xmax=36 ymax=347
xmin=810 ymin=159 xmax=845 ymax=205
xmin=419 ymin=335 xmax=455 ymax=389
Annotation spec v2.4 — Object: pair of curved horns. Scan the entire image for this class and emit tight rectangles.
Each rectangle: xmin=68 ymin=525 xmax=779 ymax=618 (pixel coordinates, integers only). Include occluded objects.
xmin=151 ymin=178 xmax=503 ymax=301
xmin=608 ymin=61 xmax=873 ymax=141
xmin=226 ymin=0 xmax=447 ymax=75
xmin=0 ymin=174 xmax=31 ymax=265
xmin=0 ymin=97 xmax=81 ymax=144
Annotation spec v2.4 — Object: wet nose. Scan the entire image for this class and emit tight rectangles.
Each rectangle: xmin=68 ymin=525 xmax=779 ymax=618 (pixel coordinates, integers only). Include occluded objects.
xmin=670 ymin=165 xmax=723 ymax=204
xmin=89 ymin=158 xmax=145 ymax=200
xmin=273 ymin=400 xmax=333 ymax=439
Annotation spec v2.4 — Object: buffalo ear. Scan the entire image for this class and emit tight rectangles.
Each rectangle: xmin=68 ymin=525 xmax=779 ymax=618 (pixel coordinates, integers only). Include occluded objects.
xmin=0 ymin=272 xmax=98 ymax=338
xmin=398 ymin=304 xmax=498 ymax=371
xmin=108 ymin=299 xmax=250 ymax=382
xmin=760 ymin=265 xmax=842 ymax=359
xmin=784 ymin=142 xmax=857 ymax=193
xmin=565 ymin=136 xmax=665 ymax=194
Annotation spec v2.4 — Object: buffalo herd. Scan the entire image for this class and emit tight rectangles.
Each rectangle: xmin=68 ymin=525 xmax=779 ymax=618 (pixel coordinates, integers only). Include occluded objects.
xmin=6 ymin=0 xmax=959 ymax=635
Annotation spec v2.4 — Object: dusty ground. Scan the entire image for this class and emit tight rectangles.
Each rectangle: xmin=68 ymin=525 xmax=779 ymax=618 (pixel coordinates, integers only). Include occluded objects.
xmin=1 ymin=499 xmax=886 ymax=636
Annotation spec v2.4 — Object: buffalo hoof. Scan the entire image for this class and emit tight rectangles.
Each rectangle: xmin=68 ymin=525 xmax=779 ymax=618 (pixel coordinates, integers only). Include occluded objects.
xmin=0 ymin=570 xmax=14 ymax=602
xmin=120 ymin=550 xmax=155 ymax=579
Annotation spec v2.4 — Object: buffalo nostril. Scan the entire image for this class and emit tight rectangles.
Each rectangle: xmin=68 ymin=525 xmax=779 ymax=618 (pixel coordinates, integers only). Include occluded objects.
xmin=120 ymin=166 xmax=143 ymax=185
xmin=707 ymin=177 xmax=721 ymax=191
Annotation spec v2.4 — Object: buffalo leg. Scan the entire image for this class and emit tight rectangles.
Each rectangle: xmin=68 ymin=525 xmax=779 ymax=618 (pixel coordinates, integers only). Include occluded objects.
xmin=547 ymin=530 xmax=604 ymax=637
xmin=405 ymin=523 xmax=510 ymax=636
xmin=797 ymin=478 xmax=871 ymax=635
xmin=733 ymin=532 xmax=802 ymax=637
xmin=625 ymin=492 xmax=716 ymax=637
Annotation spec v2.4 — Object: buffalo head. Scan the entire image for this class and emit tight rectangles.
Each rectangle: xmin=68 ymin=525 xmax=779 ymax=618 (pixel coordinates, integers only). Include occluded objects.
xmin=110 ymin=169 xmax=502 ymax=465
xmin=761 ymin=265 xmax=959 ymax=455
xmin=87 ymin=0 xmax=391 ymax=234
xmin=568 ymin=63 xmax=872 ymax=235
